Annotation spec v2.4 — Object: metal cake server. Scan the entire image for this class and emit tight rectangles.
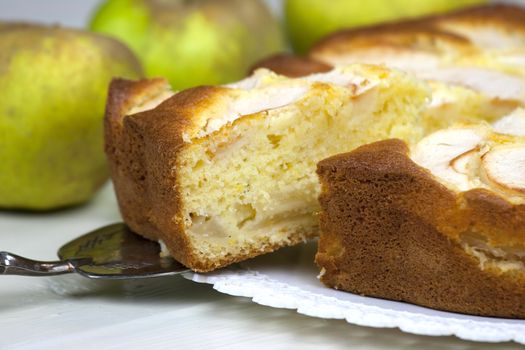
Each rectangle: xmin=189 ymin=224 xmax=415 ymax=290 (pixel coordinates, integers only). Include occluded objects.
xmin=0 ymin=223 xmax=191 ymax=279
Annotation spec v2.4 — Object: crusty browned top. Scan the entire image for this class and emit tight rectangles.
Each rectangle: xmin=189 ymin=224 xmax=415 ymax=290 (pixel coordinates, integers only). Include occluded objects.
xmin=432 ymin=3 xmax=525 ymax=26
xmin=311 ymin=4 xmax=525 ymax=56
xmin=311 ymin=23 xmax=472 ymax=56
xmin=249 ymin=53 xmax=332 ymax=77
xmin=105 ymin=78 xmax=172 ymax=240
xmin=105 ymin=77 xmax=238 ymax=270
xmin=255 ymin=4 xmax=525 ymax=80
xmin=318 ymin=138 xmax=525 ymax=251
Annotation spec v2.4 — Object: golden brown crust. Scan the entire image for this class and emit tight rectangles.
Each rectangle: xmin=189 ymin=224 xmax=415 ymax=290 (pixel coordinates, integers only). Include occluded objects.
xmin=316 ymin=139 xmax=525 ymax=318
xmin=249 ymin=53 xmax=332 ymax=78
xmin=311 ymin=23 xmax=472 ymax=57
xmin=257 ymin=5 xmax=525 ymax=80
xmin=105 ymin=79 xmax=316 ymax=272
xmin=431 ymin=4 xmax=525 ymax=29
xmin=105 ymin=78 xmax=169 ymax=241
xmin=105 ymin=79 xmax=228 ymax=270
xmin=128 ymin=85 xmax=239 ymax=272
xmin=310 ymin=4 xmax=525 ymax=60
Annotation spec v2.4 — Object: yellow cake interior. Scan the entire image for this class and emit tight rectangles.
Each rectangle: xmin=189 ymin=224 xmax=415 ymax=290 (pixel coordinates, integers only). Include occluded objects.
xmin=310 ymin=32 xmax=525 ymax=135
xmin=422 ymin=81 xmax=517 ymax=134
xmin=157 ymin=66 xmax=429 ymax=266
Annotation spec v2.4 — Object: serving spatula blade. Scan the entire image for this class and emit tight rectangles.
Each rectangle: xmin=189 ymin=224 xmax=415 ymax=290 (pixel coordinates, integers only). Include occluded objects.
xmin=1 ymin=223 xmax=190 ymax=279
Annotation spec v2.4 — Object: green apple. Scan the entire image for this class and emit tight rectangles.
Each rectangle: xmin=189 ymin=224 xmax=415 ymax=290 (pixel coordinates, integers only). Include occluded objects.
xmin=0 ymin=23 xmax=142 ymax=210
xmin=285 ymin=0 xmax=488 ymax=54
xmin=90 ymin=0 xmax=285 ymax=90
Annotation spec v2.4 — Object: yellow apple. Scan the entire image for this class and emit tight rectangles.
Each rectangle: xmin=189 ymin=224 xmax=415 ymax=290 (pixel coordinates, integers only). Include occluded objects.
xmin=90 ymin=0 xmax=285 ymax=90
xmin=0 ymin=23 xmax=142 ymax=210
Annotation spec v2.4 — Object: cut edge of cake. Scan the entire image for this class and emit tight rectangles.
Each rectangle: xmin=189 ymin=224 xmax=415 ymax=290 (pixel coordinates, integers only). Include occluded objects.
xmin=104 ymin=64 xmax=429 ymax=272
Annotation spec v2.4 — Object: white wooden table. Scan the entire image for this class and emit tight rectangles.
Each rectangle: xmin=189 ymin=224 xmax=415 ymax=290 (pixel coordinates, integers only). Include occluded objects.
xmin=1 ymin=184 xmax=523 ymax=350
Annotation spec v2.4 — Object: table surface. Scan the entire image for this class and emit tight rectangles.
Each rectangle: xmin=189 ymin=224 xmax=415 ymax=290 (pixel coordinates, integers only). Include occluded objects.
xmin=1 ymin=1 xmax=524 ymax=349
xmin=1 ymin=184 xmax=523 ymax=350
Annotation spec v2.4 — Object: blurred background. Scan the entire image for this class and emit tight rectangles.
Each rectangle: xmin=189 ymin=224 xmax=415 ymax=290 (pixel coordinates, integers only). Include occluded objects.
xmin=0 ymin=0 xmax=523 ymax=27
xmin=2 ymin=0 xmax=525 ymax=211
xmin=0 ymin=0 xmax=283 ymax=27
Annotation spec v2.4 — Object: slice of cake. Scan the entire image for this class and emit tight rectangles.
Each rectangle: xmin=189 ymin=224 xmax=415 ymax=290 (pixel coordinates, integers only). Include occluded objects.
xmin=105 ymin=65 xmax=428 ymax=272
xmin=316 ymin=119 xmax=525 ymax=317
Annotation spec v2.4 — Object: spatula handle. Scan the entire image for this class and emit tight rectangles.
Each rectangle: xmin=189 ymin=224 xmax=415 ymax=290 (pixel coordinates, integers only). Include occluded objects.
xmin=0 ymin=251 xmax=75 ymax=276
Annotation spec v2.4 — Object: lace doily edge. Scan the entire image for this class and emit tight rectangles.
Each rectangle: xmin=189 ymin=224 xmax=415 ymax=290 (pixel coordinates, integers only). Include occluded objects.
xmin=186 ymin=269 xmax=525 ymax=345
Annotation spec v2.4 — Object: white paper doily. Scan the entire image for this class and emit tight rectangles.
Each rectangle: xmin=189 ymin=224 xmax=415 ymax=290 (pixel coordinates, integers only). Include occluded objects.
xmin=186 ymin=242 xmax=525 ymax=345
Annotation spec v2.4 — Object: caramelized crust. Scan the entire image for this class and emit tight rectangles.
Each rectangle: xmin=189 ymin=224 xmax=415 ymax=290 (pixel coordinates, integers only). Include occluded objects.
xmin=256 ymin=4 xmax=525 ymax=78
xmin=430 ymin=4 xmax=525 ymax=28
xmin=104 ymin=78 xmax=170 ymax=241
xmin=311 ymin=4 xmax=525 ymax=55
xmin=316 ymin=139 xmax=525 ymax=318
xmin=249 ymin=53 xmax=332 ymax=77
xmin=311 ymin=24 xmax=473 ymax=58
xmin=105 ymin=78 xmax=232 ymax=270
